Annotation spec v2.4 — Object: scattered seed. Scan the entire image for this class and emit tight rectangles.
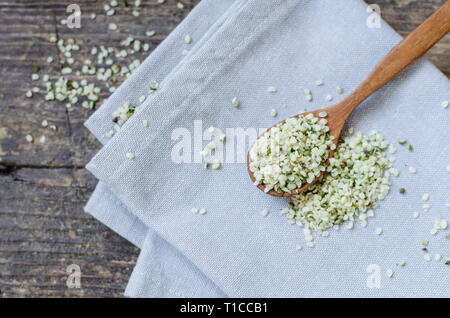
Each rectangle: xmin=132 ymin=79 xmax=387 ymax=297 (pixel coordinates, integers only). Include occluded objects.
xmin=184 ymin=34 xmax=192 ymax=44
xmin=149 ymin=81 xmax=159 ymax=91
xmin=212 ymin=159 xmax=221 ymax=170
xmin=139 ymin=95 xmax=146 ymax=103
xmin=146 ymin=30 xmax=156 ymax=37
xmin=441 ymin=100 xmax=449 ymax=108
xmin=105 ymin=130 xmax=114 ymax=138
xmin=108 ymin=23 xmax=118 ymax=31
xmin=398 ymin=139 xmax=406 ymax=145
xmin=408 ymin=166 xmax=416 ymax=174
xmin=326 ymin=94 xmax=333 ymax=101
xmin=199 ymin=208 xmax=207 ymax=215
xmin=191 ymin=208 xmax=199 ymax=214
xmin=375 ymin=227 xmax=383 ymax=235
xmin=39 ymin=135 xmax=46 ymax=143
xmin=232 ymin=97 xmax=239 ymax=107
xmin=270 ymin=109 xmax=277 ymax=117
xmin=182 ymin=49 xmax=189 ymax=56
xmin=318 ymin=111 xmax=327 ymax=118
xmin=267 ymin=86 xmax=277 ymax=93
xmin=25 ymin=134 xmax=33 ymax=143
xmin=126 ymin=152 xmax=135 ymax=160
xmin=315 ymin=80 xmax=323 ymax=86
xmin=389 ymin=167 xmax=399 ymax=177
xmin=295 ymin=245 xmax=302 ymax=251
xmin=142 ymin=120 xmax=148 ymax=127
xmin=424 ymin=254 xmax=431 ymax=262
xmin=422 ymin=193 xmax=429 ymax=201
xmin=413 ymin=211 xmax=419 ymax=219
xmin=386 ymin=269 xmax=394 ymax=278
xmin=261 ymin=208 xmax=269 ymax=217
xmin=336 ymin=86 xmax=343 ymax=94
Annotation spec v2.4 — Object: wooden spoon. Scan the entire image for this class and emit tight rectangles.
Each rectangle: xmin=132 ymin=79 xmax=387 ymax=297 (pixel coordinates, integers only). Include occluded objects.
xmin=248 ymin=0 xmax=450 ymax=197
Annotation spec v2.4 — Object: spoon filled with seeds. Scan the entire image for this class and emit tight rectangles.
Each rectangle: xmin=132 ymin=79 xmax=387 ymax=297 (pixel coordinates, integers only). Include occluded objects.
xmin=248 ymin=1 xmax=450 ymax=197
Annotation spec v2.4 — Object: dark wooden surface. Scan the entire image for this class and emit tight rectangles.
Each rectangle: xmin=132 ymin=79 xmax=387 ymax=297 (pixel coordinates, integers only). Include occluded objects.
xmin=0 ymin=0 xmax=448 ymax=298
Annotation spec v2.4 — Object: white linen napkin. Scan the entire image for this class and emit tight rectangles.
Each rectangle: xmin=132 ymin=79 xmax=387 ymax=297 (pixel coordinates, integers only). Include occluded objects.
xmin=85 ymin=0 xmax=241 ymax=297
xmin=87 ymin=0 xmax=450 ymax=297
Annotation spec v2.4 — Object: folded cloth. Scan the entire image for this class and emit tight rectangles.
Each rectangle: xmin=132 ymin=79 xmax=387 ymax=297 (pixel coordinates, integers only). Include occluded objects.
xmin=85 ymin=0 xmax=243 ymax=297
xmin=87 ymin=0 xmax=450 ymax=297
xmin=125 ymin=231 xmax=226 ymax=297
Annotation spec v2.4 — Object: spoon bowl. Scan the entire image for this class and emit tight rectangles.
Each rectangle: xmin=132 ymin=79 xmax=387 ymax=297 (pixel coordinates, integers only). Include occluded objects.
xmin=247 ymin=103 xmax=347 ymax=197
xmin=247 ymin=0 xmax=450 ymax=197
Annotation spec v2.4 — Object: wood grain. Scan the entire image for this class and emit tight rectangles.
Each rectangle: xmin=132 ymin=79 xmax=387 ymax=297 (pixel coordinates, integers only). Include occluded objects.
xmin=0 ymin=0 xmax=448 ymax=298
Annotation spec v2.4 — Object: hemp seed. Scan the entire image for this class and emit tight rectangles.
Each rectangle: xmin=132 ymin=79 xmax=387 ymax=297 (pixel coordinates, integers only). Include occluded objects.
xmin=232 ymin=97 xmax=239 ymax=107
xmin=25 ymin=135 xmax=33 ymax=143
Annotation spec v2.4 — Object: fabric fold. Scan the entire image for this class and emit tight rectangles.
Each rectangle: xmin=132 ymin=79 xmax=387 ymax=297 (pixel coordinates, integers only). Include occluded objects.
xmin=85 ymin=0 xmax=243 ymax=297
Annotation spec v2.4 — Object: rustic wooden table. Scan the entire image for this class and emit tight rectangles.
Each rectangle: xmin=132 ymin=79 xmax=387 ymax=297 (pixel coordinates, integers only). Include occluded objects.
xmin=0 ymin=0 xmax=448 ymax=298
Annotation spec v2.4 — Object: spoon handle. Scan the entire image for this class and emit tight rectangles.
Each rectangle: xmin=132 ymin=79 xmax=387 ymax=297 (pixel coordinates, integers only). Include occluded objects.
xmin=343 ymin=0 xmax=450 ymax=113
